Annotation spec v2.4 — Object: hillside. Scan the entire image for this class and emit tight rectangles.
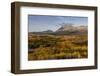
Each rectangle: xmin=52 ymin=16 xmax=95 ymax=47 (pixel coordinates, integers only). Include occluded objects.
xmin=56 ymin=24 xmax=87 ymax=32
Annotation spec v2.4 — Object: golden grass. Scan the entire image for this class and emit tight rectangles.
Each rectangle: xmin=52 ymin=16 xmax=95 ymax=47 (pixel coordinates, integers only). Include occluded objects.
xmin=28 ymin=34 xmax=88 ymax=60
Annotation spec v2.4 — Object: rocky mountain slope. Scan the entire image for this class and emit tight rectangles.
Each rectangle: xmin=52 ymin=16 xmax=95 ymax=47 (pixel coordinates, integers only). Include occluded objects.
xmin=56 ymin=24 xmax=87 ymax=32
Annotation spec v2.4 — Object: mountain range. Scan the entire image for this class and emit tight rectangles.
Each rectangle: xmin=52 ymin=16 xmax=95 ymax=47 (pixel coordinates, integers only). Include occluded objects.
xmin=57 ymin=24 xmax=87 ymax=32
xmin=31 ymin=24 xmax=87 ymax=35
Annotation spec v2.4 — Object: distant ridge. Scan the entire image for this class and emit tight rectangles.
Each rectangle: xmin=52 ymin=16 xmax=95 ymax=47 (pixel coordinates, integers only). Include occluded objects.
xmin=30 ymin=23 xmax=87 ymax=35
xmin=42 ymin=30 xmax=53 ymax=33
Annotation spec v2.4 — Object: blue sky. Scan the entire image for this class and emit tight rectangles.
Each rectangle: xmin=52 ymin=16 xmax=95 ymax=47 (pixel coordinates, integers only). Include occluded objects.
xmin=28 ymin=15 xmax=88 ymax=32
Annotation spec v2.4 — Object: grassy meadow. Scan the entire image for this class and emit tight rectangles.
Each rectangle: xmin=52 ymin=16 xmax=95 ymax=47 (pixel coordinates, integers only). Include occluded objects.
xmin=28 ymin=33 xmax=88 ymax=60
